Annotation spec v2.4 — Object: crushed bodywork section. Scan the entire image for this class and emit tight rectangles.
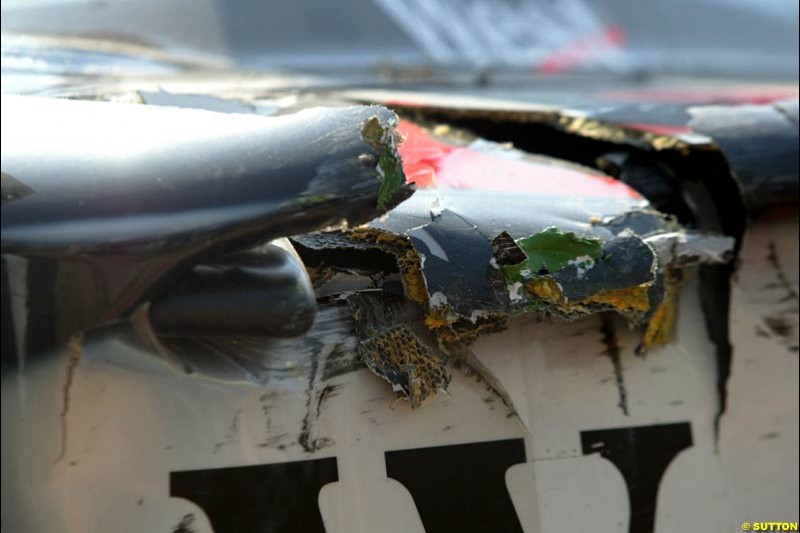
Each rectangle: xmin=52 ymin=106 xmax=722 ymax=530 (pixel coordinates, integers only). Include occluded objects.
xmin=23 ymin=87 xmax=784 ymax=414
xmin=292 ymin=121 xmax=736 ymax=405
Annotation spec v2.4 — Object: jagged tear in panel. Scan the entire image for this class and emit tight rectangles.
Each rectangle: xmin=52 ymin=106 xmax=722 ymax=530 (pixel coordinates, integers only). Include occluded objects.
xmin=290 ymin=115 xmax=739 ymax=404
xmin=293 ymin=185 xmax=734 ymax=405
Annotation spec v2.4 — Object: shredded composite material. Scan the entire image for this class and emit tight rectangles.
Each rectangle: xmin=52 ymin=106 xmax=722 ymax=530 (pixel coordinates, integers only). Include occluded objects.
xmin=292 ymin=122 xmax=736 ymax=406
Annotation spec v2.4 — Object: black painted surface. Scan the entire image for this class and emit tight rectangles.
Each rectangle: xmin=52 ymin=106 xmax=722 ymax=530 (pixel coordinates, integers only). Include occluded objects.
xmin=1 ymin=96 xmax=409 ymax=351
xmin=581 ymin=422 xmax=693 ymax=533
xmin=408 ymin=208 xmax=506 ymax=315
xmin=553 ymin=232 xmax=655 ymax=301
xmin=171 ymin=458 xmax=338 ymax=533
xmin=2 ymin=97 xmax=404 ymax=256
xmin=689 ymin=103 xmax=799 ymax=210
xmin=150 ymin=244 xmax=316 ymax=338
xmin=386 ymin=439 xmax=526 ymax=533
xmin=369 ymin=189 xmax=667 ymax=324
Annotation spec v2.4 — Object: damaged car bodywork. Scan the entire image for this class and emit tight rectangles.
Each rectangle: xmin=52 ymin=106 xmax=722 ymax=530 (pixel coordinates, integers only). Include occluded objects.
xmin=1 ymin=63 xmax=798 ymax=532
xmin=1 ymin=95 xmax=410 ymax=347
xmin=293 ymin=155 xmax=734 ymax=406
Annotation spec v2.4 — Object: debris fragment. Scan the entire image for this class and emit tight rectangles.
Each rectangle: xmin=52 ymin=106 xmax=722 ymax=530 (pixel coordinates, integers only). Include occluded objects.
xmin=349 ymin=293 xmax=450 ymax=407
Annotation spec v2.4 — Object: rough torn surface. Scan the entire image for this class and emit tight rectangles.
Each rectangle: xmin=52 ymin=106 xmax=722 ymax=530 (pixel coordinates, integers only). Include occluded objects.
xmin=293 ymin=184 xmax=733 ymax=405
xmin=349 ymin=293 xmax=451 ymax=407
xmin=284 ymin=112 xmax=745 ymax=405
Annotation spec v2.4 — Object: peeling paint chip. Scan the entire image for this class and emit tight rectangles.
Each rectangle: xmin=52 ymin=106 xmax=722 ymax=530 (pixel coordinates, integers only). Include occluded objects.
xmin=498 ymin=227 xmax=602 ymax=283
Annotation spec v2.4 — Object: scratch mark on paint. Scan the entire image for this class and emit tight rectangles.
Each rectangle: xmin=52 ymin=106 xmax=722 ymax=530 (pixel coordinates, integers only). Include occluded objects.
xmin=55 ymin=332 xmax=83 ymax=464
xmin=212 ymin=409 xmax=242 ymax=454
xmin=600 ymin=316 xmax=628 ymax=416
xmin=766 ymin=242 xmax=799 ymax=302
xmin=298 ymin=347 xmax=339 ymax=453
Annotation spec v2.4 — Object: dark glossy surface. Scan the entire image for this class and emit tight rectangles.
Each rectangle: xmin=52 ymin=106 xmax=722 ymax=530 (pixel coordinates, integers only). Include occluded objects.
xmin=1 ymin=96 xmax=409 ymax=350
xmin=150 ymin=243 xmax=316 ymax=338
xmin=689 ymin=102 xmax=800 ymax=210
xmin=1 ymin=96 xmax=405 ymax=256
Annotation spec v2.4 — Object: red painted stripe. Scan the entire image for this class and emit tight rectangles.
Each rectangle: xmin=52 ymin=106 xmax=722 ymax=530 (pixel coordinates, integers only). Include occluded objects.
xmin=398 ymin=120 xmax=642 ymax=199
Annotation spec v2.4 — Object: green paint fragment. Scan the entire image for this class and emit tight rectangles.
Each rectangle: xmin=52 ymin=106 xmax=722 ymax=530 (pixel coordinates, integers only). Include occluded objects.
xmin=376 ymin=148 xmax=404 ymax=210
xmin=500 ymin=227 xmax=602 ymax=283
xmin=500 ymin=262 xmax=529 ymax=282
xmin=362 ymin=116 xmax=404 ymax=211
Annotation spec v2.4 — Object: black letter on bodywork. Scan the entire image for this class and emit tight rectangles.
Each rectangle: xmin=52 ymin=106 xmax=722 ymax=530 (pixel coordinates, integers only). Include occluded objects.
xmin=171 ymin=458 xmax=337 ymax=533
xmin=581 ymin=422 xmax=692 ymax=533
xmin=385 ymin=439 xmax=526 ymax=533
